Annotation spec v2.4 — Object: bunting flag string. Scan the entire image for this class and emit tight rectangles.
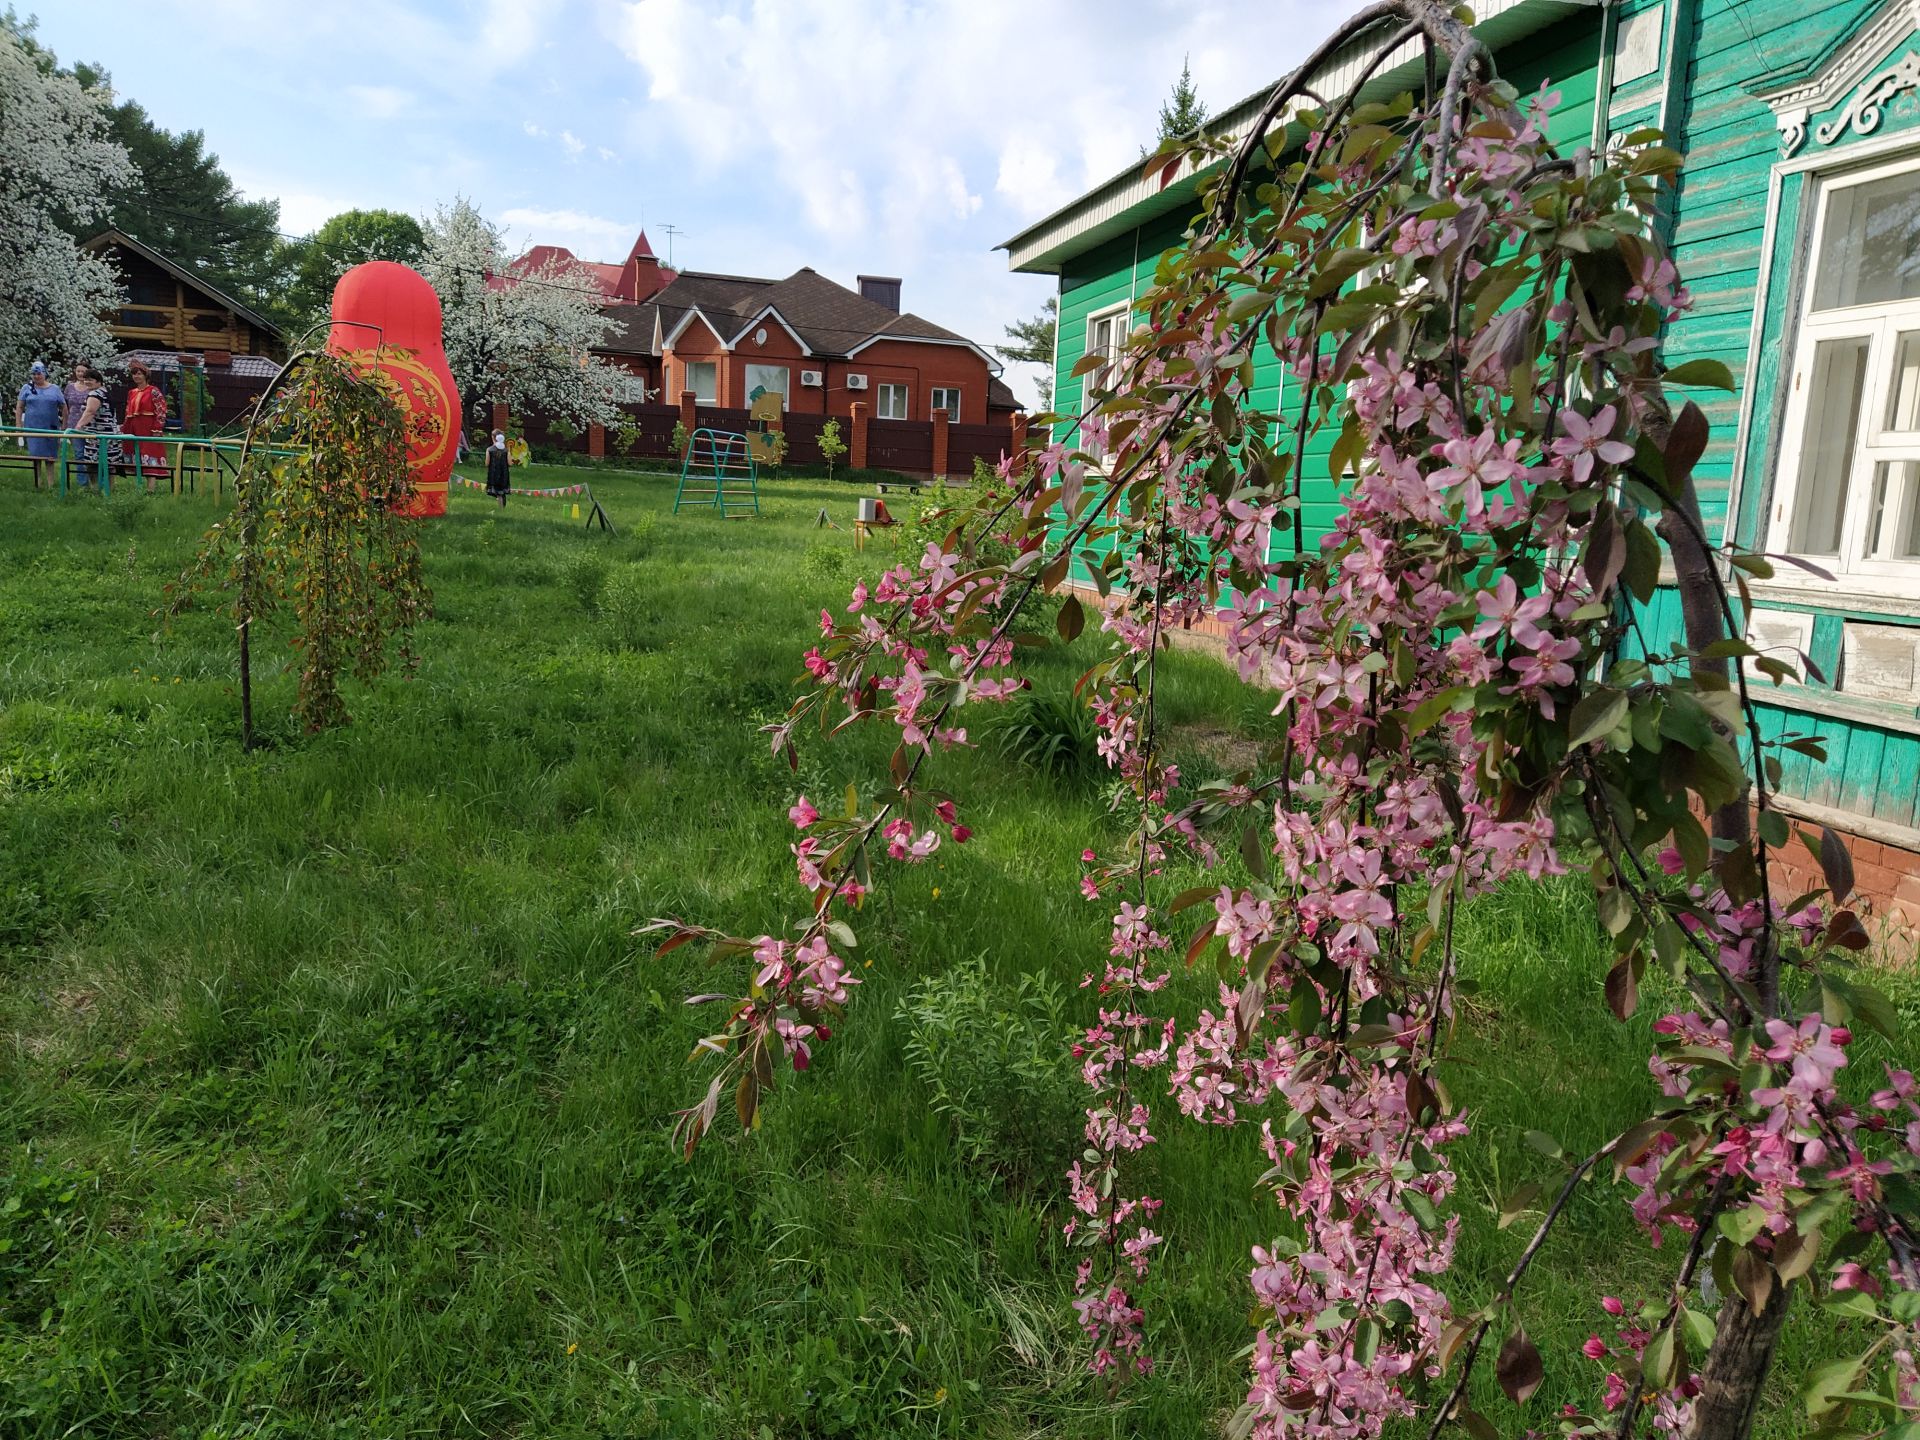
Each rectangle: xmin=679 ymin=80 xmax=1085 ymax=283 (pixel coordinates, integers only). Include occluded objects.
xmin=454 ymin=475 xmax=593 ymax=498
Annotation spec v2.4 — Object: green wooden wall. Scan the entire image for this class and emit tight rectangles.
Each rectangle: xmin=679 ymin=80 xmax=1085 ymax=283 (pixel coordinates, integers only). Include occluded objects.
xmin=1040 ymin=0 xmax=1920 ymax=835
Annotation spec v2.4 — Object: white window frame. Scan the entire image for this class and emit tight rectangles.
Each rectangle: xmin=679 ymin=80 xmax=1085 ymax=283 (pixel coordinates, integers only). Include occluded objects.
xmin=683 ymin=360 xmax=717 ymax=405
xmin=1081 ymin=302 xmax=1130 ymax=466
xmin=1083 ymin=303 xmax=1128 ymax=380
xmin=929 ymin=386 xmax=962 ymax=421
xmin=744 ymin=363 xmax=789 ymax=409
xmin=1769 ymin=149 xmax=1920 ymax=595
xmin=875 ymin=382 xmax=909 ymax=420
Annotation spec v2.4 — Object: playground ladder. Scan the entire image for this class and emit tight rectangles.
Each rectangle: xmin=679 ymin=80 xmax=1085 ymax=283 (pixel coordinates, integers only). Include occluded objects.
xmin=673 ymin=428 xmax=759 ymax=518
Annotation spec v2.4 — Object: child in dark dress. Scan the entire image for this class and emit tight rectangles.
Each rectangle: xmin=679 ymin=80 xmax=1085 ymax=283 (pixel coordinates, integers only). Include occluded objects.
xmin=485 ymin=431 xmax=510 ymax=508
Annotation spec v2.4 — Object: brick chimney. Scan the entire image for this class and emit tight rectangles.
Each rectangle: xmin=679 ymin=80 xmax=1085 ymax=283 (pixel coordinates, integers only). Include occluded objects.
xmin=857 ymin=275 xmax=901 ymax=312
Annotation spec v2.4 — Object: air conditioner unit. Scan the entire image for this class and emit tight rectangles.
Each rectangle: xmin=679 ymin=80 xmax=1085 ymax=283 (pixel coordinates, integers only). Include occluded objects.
xmin=846 ymin=373 xmax=869 ymax=391
xmin=800 ymin=369 xmax=824 ymax=387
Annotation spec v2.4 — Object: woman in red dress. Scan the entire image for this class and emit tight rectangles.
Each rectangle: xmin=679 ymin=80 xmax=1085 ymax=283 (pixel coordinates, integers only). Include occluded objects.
xmin=121 ymin=361 xmax=170 ymax=491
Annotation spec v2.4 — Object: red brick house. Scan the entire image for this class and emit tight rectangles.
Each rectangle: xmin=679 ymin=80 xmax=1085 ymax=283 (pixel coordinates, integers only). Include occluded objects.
xmin=591 ymin=259 xmax=1019 ymax=422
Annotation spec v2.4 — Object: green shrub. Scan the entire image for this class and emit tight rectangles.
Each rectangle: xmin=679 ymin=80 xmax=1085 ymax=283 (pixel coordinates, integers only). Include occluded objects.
xmin=900 ymin=459 xmax=1055 ymax=631
xmin=558 ymin=550 xmax=608 ymax=613
xmin=986 ymin=688 xmax=1101 ymax=784
xmin=599 ymin=563 xmax=652 ymax=649
xmin=800 ymin=540 xmax=852 ymax=584
xmin=624 ymin=511 xmax=658 ymax=556
xmin=897 ymin=956 xmax=1080 ymax=1188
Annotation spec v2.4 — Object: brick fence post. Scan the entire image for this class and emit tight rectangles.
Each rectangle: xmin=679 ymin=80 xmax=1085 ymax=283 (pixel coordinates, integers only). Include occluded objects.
xmin=678 ymin=389 xmax=698 ymax=444
xmin=491 ymin=400 xmax=509 ymax=436
xmin=849 ymin=401 xmax=869 ymax=471
xmin=1010 ymin=411 xmax=1029 ymax=471
xmin=588 ymin=422 xmax=605 ymax=459
xmin=932 ymin=407 xmax=950 ymax=481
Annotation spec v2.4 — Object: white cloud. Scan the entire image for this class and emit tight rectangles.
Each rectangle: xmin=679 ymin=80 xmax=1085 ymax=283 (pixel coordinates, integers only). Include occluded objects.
xmin=346 ymin=84 xmax=413 ymax=120
xmin=559 ymin=129 xmax=586 ymax=156
xmin=228 ymin=171 xmax=356 ymax=236
xmin=597 ymin=146 xmax=618 ymax=162
xmin=477 ymin=0 xmax=555 ymax=69
xmin=523 ymin=121 xmax=548 ymax=138
xmin=499 ymin=207 xmax=638 ymax=258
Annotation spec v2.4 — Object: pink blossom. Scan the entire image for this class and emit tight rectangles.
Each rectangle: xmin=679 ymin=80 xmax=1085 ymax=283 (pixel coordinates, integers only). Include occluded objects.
xmin=1552 ymin=405 xmax=1635 ymax=485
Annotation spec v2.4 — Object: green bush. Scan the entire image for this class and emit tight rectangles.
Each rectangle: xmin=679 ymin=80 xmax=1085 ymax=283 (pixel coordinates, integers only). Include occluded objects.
xmin=599 ymin=563 xmax=652 ymax=649
xmin=985 ymin=687 xmax=1101 ymax=784
xmin=558 ymin=549 xmax=608 ymax=613
xmin=897 ymin=956 xmax=1080 ymax=1188
xmin=900 ymin=459 xmax=1056 ymax=632
xmin=800 ymin=540 xmax=852 ymax=584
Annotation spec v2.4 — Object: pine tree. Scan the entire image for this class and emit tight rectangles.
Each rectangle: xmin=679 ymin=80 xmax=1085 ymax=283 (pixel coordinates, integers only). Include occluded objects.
xmin=1155 ymin=56 xmax=1207 ymax=142
xmin=996 ymin=297 xmax=1057 ymax=408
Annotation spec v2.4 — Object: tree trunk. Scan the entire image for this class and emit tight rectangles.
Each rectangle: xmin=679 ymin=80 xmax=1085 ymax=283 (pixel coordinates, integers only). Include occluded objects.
xmin=1652 ymin=442 xmax=1794 ymax=1440
xmin=1688 ymin=1279 xmax=1792 ymax=1440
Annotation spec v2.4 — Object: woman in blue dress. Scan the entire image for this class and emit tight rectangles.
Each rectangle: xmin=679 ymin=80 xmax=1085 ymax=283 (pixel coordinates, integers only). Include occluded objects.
xmin=13 ymin=360 xmax=66 ymax=490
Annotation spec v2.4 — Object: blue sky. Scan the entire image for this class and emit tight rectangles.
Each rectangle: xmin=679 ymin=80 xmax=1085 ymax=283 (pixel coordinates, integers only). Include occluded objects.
xmin=29 ymin=0 xmax=1364 ymax=406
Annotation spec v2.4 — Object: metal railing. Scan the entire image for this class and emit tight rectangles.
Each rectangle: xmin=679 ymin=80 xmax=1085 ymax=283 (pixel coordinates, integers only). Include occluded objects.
xmin=0 ymin=427 xmax=297 ymax=498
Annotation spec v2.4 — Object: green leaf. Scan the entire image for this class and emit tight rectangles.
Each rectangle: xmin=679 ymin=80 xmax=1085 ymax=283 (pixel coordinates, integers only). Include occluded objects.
xmin=1664 ymin=358 xmax=1736 ymax=390
xmin=1523 ymin=1129 xmax=1565 ymax=1162
xmin=1567 ymin=689 xmax=1629 ymax=749
xmin=1642 ymin=1324 xmax=1679 ymax=1390
xmin=1308 ymin=247 xmax=1378 ymax=299
xmin=1806 ymin=1355 xmax=1866 ymax=1419
xmin=1622 ymin=518 xmax=1662 ymax=602
xmin=1408 ymin=685 xmax=1468 ymax=736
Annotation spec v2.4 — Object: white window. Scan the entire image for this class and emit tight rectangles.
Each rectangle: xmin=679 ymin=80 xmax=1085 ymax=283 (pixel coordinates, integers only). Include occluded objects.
xmin=876 ymin=383 xmax=909 ymax=420
xmin=744 ymin=364 xmax=789 ymax=409
xmin=1082 ymin=303 xmax=1130 ymax=463
xmin=1772 ymin=155 xmax=1920 ymax=590
xmin=1085 ymin=304 xmax=1128 ymax=378
xmin=930 ymin=386 xmax=962 ymax=420
xmin=683 ymin=361 xmax=717 ymax=404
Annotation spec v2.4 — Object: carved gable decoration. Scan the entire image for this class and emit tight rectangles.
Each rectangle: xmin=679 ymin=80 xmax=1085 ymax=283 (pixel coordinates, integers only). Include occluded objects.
xmin=1753 ymin=0 xmax=1920 ymax=156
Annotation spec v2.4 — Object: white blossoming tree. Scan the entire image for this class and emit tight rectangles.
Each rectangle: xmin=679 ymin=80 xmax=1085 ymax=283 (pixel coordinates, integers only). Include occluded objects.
xmin=0 ymin=19 xmax=133 ymax=379
xmin=419 ymin=197 xmax=638 ymax=430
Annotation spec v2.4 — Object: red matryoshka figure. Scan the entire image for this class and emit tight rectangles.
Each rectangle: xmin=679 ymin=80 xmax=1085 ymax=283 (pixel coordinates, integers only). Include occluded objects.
xmin=327 ymin=261 xmax=460 ymax=518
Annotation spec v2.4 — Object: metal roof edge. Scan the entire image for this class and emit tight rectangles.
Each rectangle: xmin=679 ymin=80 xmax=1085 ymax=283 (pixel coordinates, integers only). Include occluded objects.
xmin=997 ymin=0 xmax=1595 ymax=274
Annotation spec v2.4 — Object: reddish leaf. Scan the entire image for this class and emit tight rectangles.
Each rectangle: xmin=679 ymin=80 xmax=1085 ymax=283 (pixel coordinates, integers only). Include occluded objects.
xmin=1818 ymin=825 xmax=1855 ymax=902
xmin=1732 ymin=1245 xmax=1774 ymax=1316
xmin=1496 ymin=1327 xmax=1544 ymax=1404
xmin=1605 ymin=954 xmax=1639 ymax=1021
xmin=1056 ymin=593 xmax=1085 ymax=642
xmin=1826 ymin=910 xmax=1872 ymax=952
xmin=1663 ymin=400 xmax=1709 ymax=485
xmin=655 ymin=927 xmax=702 ymax=957
xmin=1185 ymin=918 xmax=1218 ymax=968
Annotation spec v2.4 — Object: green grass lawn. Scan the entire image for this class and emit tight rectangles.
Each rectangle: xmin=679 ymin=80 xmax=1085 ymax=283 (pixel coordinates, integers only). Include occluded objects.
xmin=1 ymin=463 xmax=1912 ymax=1438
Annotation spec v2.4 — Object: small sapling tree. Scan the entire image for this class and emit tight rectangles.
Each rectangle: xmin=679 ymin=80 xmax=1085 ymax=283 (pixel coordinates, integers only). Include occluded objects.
xmin=818 ymin=418 xmax=847 ymax=479
xmin=168 ymin=348 xmax=429 ymax=745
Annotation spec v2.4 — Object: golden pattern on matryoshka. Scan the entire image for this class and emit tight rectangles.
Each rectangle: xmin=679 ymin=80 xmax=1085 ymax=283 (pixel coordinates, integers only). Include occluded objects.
xmin=327 ymin=262 xmax=462 ymax=518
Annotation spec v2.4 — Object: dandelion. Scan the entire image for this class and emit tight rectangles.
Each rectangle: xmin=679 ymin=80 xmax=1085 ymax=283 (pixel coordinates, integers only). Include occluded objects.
xmin=567 ymin=1342 xmax=578 ymax=1355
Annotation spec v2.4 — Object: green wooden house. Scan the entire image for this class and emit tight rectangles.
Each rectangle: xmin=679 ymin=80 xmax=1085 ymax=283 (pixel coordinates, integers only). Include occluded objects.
xmin=1000 ymin=0 xmax=1920 ymax=905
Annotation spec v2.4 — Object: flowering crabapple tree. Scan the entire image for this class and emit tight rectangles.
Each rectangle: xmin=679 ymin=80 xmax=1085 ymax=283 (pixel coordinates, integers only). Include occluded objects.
xmin=645 ymin=3 xmax=1920 ymax=1436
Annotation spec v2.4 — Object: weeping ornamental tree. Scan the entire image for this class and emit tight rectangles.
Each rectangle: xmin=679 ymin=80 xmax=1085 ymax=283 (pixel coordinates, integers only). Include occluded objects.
xmin=168 ymin=350 xmax=430 ymax=745
xmin=648 ymin=3 xmax=1920 ymax=1436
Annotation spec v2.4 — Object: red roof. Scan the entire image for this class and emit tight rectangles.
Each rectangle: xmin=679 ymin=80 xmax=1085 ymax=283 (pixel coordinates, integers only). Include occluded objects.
xmin=497 ymin=230 xmax=676 ymax=303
